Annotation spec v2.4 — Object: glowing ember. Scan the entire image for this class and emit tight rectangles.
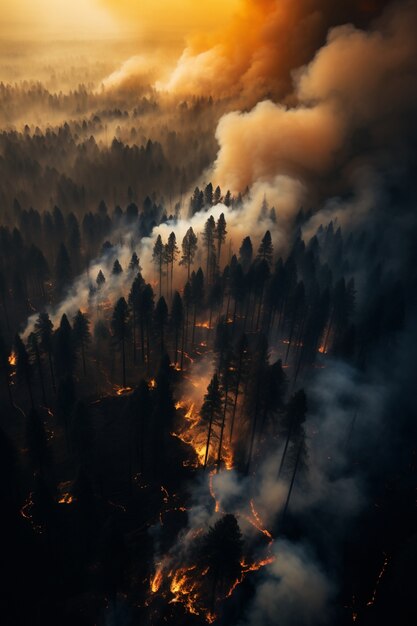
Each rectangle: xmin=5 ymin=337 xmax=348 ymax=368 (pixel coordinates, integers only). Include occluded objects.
xmin=249 ymin=500 xmax=273 ymax=542
xmin=149 ymin=378 xmax=157 ymax=389
xmin=195 ymin=321 xmax=211 ymax=329
xmin=151 ymin=565 xmax=164 ymax=593
xmin=318 ymin=345 xmax=327 ymax=354
xmin=115 ymin=386 xmax=133 ymax=396
xmin=58 ymin=493 xmax=74 ymax=505
xmin=8 ymin=351 xmax=16 ymax=366
xmin=366 ymin=555 xmax=389 ymax=607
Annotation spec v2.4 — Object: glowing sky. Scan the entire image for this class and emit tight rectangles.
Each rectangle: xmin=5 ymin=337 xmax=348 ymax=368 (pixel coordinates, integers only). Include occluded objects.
xmin=1 ymin=0 xmax=241 ymax=40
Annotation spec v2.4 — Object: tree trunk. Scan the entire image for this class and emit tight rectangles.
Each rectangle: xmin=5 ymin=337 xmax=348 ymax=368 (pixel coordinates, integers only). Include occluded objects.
xmin=204 ymin=407 xmax=215 ymax=470
xmin=121 ymin=337 xmax=126 ymax=387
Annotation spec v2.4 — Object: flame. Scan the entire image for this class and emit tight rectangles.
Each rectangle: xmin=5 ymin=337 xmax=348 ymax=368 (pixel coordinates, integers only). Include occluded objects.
xmin=195 ymin=321 xmax=211 ymax=329
xmin=209 ymin=471 xmax=221 ymax=513
xmin=8 ymin=351 xmax=16 ymax=366
xmin=248 ymin=500 xmax=273 ymax=543
xmin=151 ymin=565 xmax=164 ymax=593
xmin=58 ymin=493 xmax=74 ymax=505
xmin=318 ymin=345 xmax=327 ymax=354
xmin=366 ymin=555 xmax=389 ymax=607
xmin=172 ymin=401 xmax=211 ymax=467
xmin=115 ymin=386 xmax=133 ymax=396
xmin=149 ymin=378 xmax=157 ymax=389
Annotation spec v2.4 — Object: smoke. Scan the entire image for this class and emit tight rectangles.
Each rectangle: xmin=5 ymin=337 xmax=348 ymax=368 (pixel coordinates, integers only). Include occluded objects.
xmin=101 ymin=55 xmax=158 ymax=90
xmin=241 ymin=540 xmax=333 ymax=626
xmin=213 ymin=1 xmax=417 ymax=193
xmin=156 ymin=0 xmax=393 ymax=100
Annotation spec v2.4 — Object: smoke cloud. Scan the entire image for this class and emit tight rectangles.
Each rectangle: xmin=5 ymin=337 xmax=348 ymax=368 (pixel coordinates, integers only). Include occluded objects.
xmin=212 ymin=1 xmax=417 ymax=193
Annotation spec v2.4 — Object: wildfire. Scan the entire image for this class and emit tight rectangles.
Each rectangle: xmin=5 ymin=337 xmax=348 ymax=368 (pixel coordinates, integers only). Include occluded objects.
xmin=366 ymin=555 xmax=389 ymax=607
xmin=248 ymin=500 xmax=273 ymax=543
xmin=20 ymin=491 xmax=43 ymax=534
xmin=8 ymin=351 xmax=16 ymax=366
xmin=226 ymin=556 xmax=275 ymax=598
xmin=58 ymin=493 xmax=74 ymax=505
xmin=151 ymin=565 xmax=164 ymax=593
xmin=115 ymin=386 xmax=133 ymax=396
xmin=195 ymin=321 xmax=211 ymax=329
xmin=173 ymin=401 xmax=211 ymax=467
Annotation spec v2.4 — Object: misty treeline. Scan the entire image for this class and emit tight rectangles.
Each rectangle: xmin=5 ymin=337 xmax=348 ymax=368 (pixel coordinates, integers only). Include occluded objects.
xmin=0 ymin=83 xmax=226 ymax=218
xmin=0 ymin=179 xmax=411 ymax=625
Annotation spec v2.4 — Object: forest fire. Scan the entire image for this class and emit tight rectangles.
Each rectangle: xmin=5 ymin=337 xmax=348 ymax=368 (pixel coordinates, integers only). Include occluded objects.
xmin=150 ymin=565 xmax=164 ymax=593
xmin=58 ymin=493 xmax=74 ymax=505
xmin=115 ymin=386 xmax=133 ymax=396
xmin=248 ymin=500 xmax=274 ymax=543
xmin=173 ymin=401 xmax=210 ymax=467
xmin=1 ymin=1 xmax=414 ymax=622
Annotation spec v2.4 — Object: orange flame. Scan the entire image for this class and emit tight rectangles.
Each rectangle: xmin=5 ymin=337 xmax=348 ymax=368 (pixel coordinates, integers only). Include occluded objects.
xmin=151 ymin=565 xmax=164 ymax=593
xmin=8 ymin=351 xmax=16 ymax=366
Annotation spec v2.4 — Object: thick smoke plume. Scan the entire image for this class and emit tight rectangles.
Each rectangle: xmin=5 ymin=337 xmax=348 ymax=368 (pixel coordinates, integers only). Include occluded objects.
xmin=213 ymin=1 xmax=417 ymax=193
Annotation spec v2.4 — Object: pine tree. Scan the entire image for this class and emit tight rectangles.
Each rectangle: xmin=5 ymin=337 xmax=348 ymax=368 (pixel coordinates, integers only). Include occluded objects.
xmin=128 ymin=272 xmax=145 ymax=365
xmin=171 ymin=291 xmax=183 ymax=365
xmin=14 ymin=334 xmax=34 ymax=409
xmin=239 ymin=236 xmax=253 ymax=273
xmin=257 ymin=230 xmax=274 ymax=266
xmin=203 ymin=216 xmax=216 ymax=285
xmin=35 ymin=311 xmax=55 ymax=392
xmin=128 ymin=252 xmax=141 ymax=273
xmin=112 ymin=259 xmax=123 ymax=275
xmin=73 ymin=310 xmax=91 ymax=376
xmin=199 ymin=514 xmax=243 ymax=611
xmin=215 ymin=213 xmax=227 ymax=264
xmin=152 ymin=234 xmax=165 ymax=297
xmin=27 ymin=332 xmax=47 ymax=406
xmin=165 ymin=232 xmax=179 ymax=300
xmin=200 ymin=374 xmax=224 ymax=469
xmin=96 ymin=270 xmax=106 ymax=289
xmin=111 ymin=297 xmax=129 ymax=387
xmin=140 ymin=285 xmax=154 ymax=372
xmin=154 ymin=297 xmax=168 ymax=355
xmin=180 ymin=227 xmax=198 ymax=279
xmin=54 ymin=314 xmax=75 ymax=380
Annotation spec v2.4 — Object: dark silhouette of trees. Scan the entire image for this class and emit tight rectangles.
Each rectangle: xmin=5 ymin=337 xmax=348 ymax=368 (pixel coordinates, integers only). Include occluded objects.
xmin=278 ymin=389 xmax=307 ymax=479
xmin=239 ymin=236 xmax=253 ymax=273
xmin=257 ymin=230 xmax=273 ymax=266
xmin=112 ymin=259 xmax=123 ymax=276
xmin=152 ymin=234 xmax=165 ymax=297
xmin=54 ymin=314 xmax=75 ymax=380
xmin=203 ymin=216 xmax=216 ymax=285
xmin=26 ymin=409 xmax=50 ymax=474
xmin=73 ymin=310 xmax=91 ymax=376
xmin=199 ymin=514 xmax=243 ymax=611
xmin=200 ymin=374 xmax=224 ymax=469
xmin=55 ymin=243 xmax=72 ymax=294
xmin=215 ymin=213 xmax=227 ymax=264
xmin=111 ymin=297 xmax=129 ymax=387
xmin=154 ymin=297 xmax=168 ymax=355
xmin=180 ymin=227 xmax=198 ymax=279
xmin=28 ymin=332 xmax=47 ymax=406
xmin=35 ymin=311 xmax=56 ymax=392
xmin=14 ymin=333 xmax=34 ymax=408
xmin=171 ymin=291 xmax=183 ymax=365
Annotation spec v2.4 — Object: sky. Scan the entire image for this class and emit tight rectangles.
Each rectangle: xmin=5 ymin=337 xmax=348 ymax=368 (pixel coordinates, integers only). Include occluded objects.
xmin=0 ymin=0 xmax=241 ymax=40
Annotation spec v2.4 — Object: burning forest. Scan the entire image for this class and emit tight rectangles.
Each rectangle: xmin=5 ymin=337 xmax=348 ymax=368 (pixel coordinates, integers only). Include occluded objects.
xmin=1 ymin=1 xmax=417 ymax=626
